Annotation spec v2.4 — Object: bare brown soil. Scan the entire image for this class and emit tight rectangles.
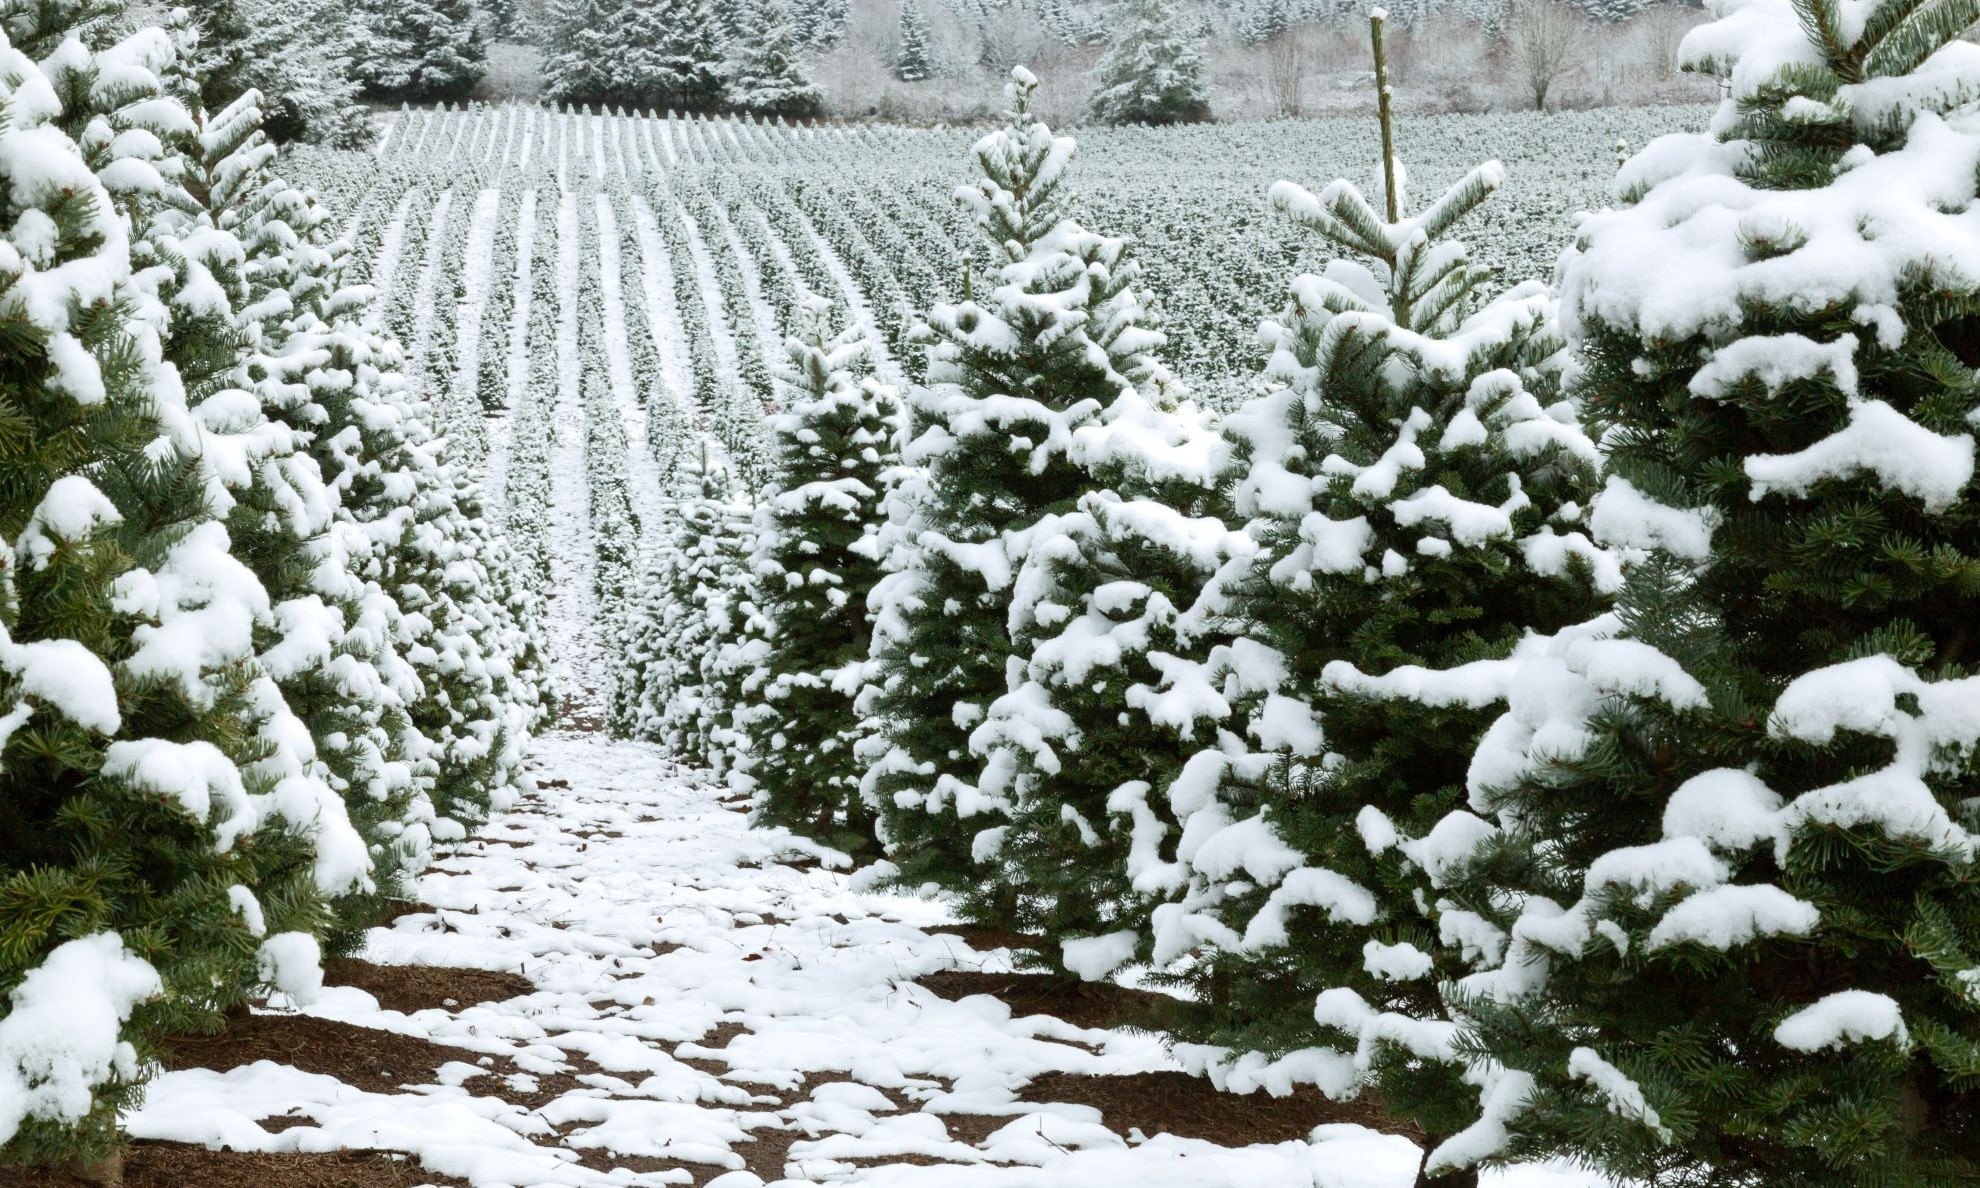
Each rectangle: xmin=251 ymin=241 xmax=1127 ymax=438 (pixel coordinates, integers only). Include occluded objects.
xmin=1019 ymin=1069 xmax=1423 ymax=1145
xmin=322 ymin=959 xmax=535 ymax=1015
xmin=153 ymin=1013 xmax=481 ymax=1097
xmin=0 ymin=1143 xmax=470 ymax=1188
xmin=916 ymin=969 xmax=1183 ymax=1032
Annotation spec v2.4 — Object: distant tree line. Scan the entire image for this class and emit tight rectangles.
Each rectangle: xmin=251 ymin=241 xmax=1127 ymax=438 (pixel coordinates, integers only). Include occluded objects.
xmin=539 ymin=0 xmax=842 ymax=115
xmin=192 ymin=0 xmax=486 ymax=145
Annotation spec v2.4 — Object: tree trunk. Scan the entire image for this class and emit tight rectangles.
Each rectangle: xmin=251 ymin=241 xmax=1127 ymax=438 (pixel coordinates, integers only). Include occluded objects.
xmin=65 ymin=1150 xmax=124 ymax=1187
xmin=1416 ymin=1142 xmax=1481 ymax=1188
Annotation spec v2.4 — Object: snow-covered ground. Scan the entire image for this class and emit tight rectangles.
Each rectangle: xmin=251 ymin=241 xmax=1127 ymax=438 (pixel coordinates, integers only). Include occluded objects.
xmin=126 ymin=610 xmax=1605 ymax=1187
xmin=166 ymin=130 xmax=1626 ymax=1184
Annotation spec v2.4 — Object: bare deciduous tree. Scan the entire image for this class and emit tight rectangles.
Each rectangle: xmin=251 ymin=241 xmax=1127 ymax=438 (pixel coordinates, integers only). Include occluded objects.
xmin=1637 ymin=1 xmax=1692 ymax=77
xmin=1510 ymin=0 xmax=1585 ymax=110
xmin=1264 ymin=24 xmax=1311 ymax=118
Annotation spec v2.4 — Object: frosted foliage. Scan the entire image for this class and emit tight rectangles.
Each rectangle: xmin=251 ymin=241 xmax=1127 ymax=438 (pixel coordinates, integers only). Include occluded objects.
xmin=0 ymin=935 xmax=159 ymax=1146
xmin=1774 ymin=990 xmax=1909 ymax=1053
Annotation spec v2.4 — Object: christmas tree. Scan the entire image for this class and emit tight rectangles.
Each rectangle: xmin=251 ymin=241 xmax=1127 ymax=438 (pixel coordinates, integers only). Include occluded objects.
xmin=861 ymin=67 xmax=1175 ymax=920
xmin=628 ymin=449 xmax=756 ymax=766
xmin=187 ymin=0 xmax=370 ymax=145
xmin=0 ymin=18 xmax=358 ymax=1172
xmin=894 ymin=0 xmax=935 ymax=81
xmin=735 ymin=300 xmax=901 ymax=851
xmin=1089 ymin=0 xmax=1211 ymax=125
xmin=723 ymin=0 xmax=825 ymax=116
xmin=1153 ymin=89 xmax=1609 ymax=1185
xmin=174 ymin=90 xmax=433 ymax=949
xmin=1424 ymin=0 xmax=1980 ymax=1183
xmin=351 ymin=0 xmax=487 ymax=101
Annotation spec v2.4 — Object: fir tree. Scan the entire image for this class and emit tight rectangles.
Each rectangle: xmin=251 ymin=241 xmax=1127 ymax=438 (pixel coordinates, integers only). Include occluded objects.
xmin=662 ymin=0 xmax=730 ymax=108
xmin=1089 ymin=0 xmax=1210 ymax=125
xmin=624 ymin=448 xmax=755 ymax=765
xmin=1424 ymin=2 xmax=1980 ymax=1184
xmin=170 ymin=91 xmax=432 ymax=949
xmin=0 ymin=17 xmax=360 ymax=1172
xmin=967 ymin=379 xmax=1236 ymax=971
xmin=539 ymin=0 xmax=617 ymax=105
xmin=351 ymin=0 xmax=487 ymax=101
xmin=803 ymin=0 xmax=850 ymax=51
xmin=188 ymin=0 xmax=369 ymax=146
xmin=894 ymin=0 xmax=934 ymax=81
xmin=734 ymin=300 xmax=901 ymax=851
xmin=861 ymin=67 xmax=1175 ymax=921
xmin=723 ymin=0 xmax=825 ymax=116
xmin=286 ymin=234 xmax=550 ymax=838
xmin=1150 ymin=148 xmax=1610 ymax=1184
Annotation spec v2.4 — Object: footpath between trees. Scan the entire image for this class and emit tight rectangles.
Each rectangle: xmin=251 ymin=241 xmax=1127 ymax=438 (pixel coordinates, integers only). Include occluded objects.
xmin=4 ymin=724 xmax=1452 ymax=1188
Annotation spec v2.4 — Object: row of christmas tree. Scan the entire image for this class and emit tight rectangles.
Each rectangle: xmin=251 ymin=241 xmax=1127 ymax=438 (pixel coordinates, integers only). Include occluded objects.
xmin=626 ymin=1 xmax=1980 ymax=1180
xmin=0 ymin=3 xmax=547 ymax=1173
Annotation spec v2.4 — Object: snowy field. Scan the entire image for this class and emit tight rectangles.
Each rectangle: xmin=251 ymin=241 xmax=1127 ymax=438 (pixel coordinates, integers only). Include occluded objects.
xmin=289 ymin=102 xmax=1705 ymax=411
xmin=109 ymin=101 xmax=1654 ymax=1186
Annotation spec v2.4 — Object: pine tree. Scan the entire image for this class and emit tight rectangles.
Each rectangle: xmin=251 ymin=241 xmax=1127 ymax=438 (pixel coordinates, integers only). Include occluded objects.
xmin=734 ymin=300 xmax=901 ymax=851
xmin=169 ymin=91 xmax=433 ymax=949
xmin=657 ymin=0 xmax=728 ymax=109
xmin=0 ymin=15 xmax=359 ymax=1171
xmin=543 ymin=0 xmax=725 ymax=109
xmin=351 ymin=0 xmax=487 ymax=101
xmin=803 ymin=0 xmax=851 ymax=51
xmin=624 ymin=449 xmax=755 ymax=764
xmin=1146 ymin=133 xmax=1610 ymax=1184
xmin=1423 ymin=2 xmax=1980 ymax=1184
xmin=188 ymin=0 xmax=370 ymax=146
xmin=861 ymin=67 xmax=1175 ymax=921
xmin=723 ymin=0 xmax=825 ymax=116
xmin=1089 ymin=0 xmax=1210 ymax=125
xmin=540 ymin=0 xmax=617 ymax=104
xmin=1572 ymin=0 xmax=1646 ymax=20
xmin=967 ymin=378 xmax=1237 ymax=971
xmin=893 ymin=0 xmax=934 ymax=81
xmin=284 ymin=234 xmax=549 ymax=838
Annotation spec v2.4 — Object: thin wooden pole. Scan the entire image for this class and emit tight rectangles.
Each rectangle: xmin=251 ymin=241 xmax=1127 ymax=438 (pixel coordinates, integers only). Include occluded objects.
xmin=1370 ymin=9 xmax=1399 ymax=223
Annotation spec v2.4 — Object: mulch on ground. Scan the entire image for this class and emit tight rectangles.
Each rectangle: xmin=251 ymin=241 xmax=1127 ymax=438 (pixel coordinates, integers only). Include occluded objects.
xmin=1018 ymin=1070 xmax=1423 ymax=1145
xmin=153 ymin=1013 xmax=481 ymax=1097
xmin=0 ymin=1142 xmax=470 ymax=1188
xmin=916 ymin=969 xmax=1183 ymax=1032
xmin=322 ymin=959 xmax=535 ymax=1015
xmin=926 ymin=923 xmax=1048 ymax=953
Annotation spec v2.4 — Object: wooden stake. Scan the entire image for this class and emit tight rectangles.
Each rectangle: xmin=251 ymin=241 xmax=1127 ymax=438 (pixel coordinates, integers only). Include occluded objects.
xmin=1370 ymin=9 xmax=1399 ymax=223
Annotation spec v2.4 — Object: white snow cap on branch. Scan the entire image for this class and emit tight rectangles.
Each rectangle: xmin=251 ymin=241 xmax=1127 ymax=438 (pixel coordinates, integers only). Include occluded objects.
xmin=1774 ymin=990 xmax=1909 ymax=1053
xmin=0 ymin=933 xmax=159 ymax=1147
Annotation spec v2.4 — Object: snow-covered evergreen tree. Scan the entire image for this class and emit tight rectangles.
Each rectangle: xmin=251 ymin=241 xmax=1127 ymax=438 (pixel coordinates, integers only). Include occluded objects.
xmin=967 ymin=375 xmax=1238 ymax=969
xmin=168 ymin=91 xmax=434 ymax=949
xmin=0 ymin=18 xmax=363 ymax=1171
xmin=1138 ymin=147 xmax=1611 ymax=1174
xmin=1422 ymin=2 xmax=1980 ymax=1184
xmin=803 ymin=0 xmax=851 ymax=51
xmin=542 ymin=0 xmax=726 ymax=108
xmin=624 ymin=449 xmax=756 ymax=765
xmin=287 ymin=233 xmax=549 ymax=837
xmin=734 ymin=300 xmax=901 ymax=851
xmin=539 ymin=0 xmax=615 ymax=104
xmin=862 ymin=67 xmax=1176 ymax=921
xmin=351 ymin=0 xmax=487 ymax=101
xmin=189 ymin=0 xmax=369 ymax=145
xmin=1572 ymin=0 xmax=1647 ymax=21
xmin=724 ymin=0 xmax=824 ymax=116
xmin=643 ymin=0 xmax=728 ymax=109
xmin=1089 ymin=0 xmax=1210 ymax=125
xmin=894 ymin=0 xmax=935 ymax=81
